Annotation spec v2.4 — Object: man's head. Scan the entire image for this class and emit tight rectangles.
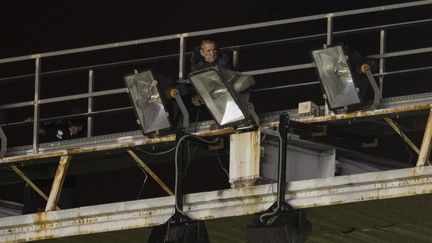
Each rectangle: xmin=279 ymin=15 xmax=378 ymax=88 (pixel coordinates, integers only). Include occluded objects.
xmin=200 ymin=40 xmax=218 ymax=63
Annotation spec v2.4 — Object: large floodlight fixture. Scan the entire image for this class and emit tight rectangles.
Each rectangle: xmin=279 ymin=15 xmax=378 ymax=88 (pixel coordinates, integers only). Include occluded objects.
xmin=189 ymin=66 xmax=257 ymax=127
xmin=311 ymin=45 xmax=379 ymax=112
xmin=124 ymin=70 xmax=171 ymax=135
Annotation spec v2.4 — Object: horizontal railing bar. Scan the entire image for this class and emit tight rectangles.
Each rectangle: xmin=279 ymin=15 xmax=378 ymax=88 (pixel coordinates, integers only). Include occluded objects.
xmin=0 ymin=88 xmax=128 ymax=110
xmin=251 ymin=81 xmax=320 ymax=93
xmin=381 ymin=66 xmax=432 ymax=76
xmin=3 ymin=62 xmax=432 ymax=110
xmin=39 ymin=88 xmax=128 ymax=105
xmin=0 ymin=107 xmax=134 ymax=127
xmin=231 ymin=18 xmax=432 ymax=51
xmin=1 ymin=18 xmax=431 ymax=83
xmin=1 ymin=1 xmax=431 ymax=65
xmin=251 ymin=66 xmax=432 ymax=93
xmin=0 ymin=101 xmax=34 ymax=110
xmin=243 ymin=63 xmax=315 ymax=76
xmin=368 ymin=46 xmax=432 ymax=59
xmin=186 ymin=1 xmax=432 ymax=37
xmin=0 ymin=74 xmax=34 ymax=83
xmin=0 ymin=35 xmax=181 ymax=64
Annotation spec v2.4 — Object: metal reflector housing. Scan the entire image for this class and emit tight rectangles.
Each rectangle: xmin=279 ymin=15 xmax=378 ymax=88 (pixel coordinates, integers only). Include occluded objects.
xmin=124 ymin=70 xmax=171 ymax=135
xmin=189 ymin=67 xmax=248 ymax=126
xmin=311 ymin=45 xmax=363 ymax=111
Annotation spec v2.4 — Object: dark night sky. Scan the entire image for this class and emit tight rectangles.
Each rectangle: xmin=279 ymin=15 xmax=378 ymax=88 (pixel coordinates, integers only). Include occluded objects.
xmin=0 ymin=0 xmax=416 ymax=58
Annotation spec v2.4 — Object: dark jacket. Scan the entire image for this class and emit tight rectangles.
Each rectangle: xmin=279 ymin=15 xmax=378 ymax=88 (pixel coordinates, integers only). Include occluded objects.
xmin=190 ymin=46 xmax=231 ymax=73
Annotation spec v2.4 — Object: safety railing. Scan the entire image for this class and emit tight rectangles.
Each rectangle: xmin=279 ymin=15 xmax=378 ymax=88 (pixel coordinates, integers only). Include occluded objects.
xmin=1 ymin=0 xmax=432 ymax=154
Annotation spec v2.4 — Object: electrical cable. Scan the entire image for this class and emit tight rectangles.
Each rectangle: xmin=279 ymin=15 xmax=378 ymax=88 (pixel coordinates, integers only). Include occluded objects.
xmin=259 ymin=130 xmax=285 ymax=223
xmin=215 ymin=150 xmax=229 ymax=179
xmin=174 ymin=134 xmax=219 ymax=216
xmin=183 ymin=140 xmax=200 ymax=177
xmin=136 ymin=168 xmax=148 ymax=199
xmin=134 ymin=145 xmax=176 ymax=156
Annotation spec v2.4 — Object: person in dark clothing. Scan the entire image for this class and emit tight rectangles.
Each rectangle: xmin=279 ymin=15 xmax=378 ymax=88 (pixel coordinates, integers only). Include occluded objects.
xmin=190 ymin=39 xmax=231 ymax=73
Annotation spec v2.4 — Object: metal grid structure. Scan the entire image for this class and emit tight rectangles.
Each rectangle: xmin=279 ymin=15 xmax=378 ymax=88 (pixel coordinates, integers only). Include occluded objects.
xmin=0 ymin=1 xmax=431 ymax=154
xmin=0 ymin=1 xmax=432 ymax=242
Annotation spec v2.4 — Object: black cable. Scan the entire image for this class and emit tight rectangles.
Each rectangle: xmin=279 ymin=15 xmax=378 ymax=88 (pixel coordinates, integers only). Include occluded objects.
xmin=216 ymin=150 xmax=229 ymax=178
xmin=134 ymin=146 xmax=176 ymax=156
xmin=174 ymin=134 xmax=219 ymax=215
xmin=136 ymin=168 xmax=148 ymax=199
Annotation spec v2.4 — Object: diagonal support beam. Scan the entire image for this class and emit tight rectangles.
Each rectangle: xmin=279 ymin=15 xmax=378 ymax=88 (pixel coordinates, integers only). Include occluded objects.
xmin=417 ymin=109 xmax=432 ymax=166
xmin=384 ymin=117 xmax=421 ymax=154
xmin=45 ymin=155 xmax=71 ymax=211
xmin=127 ymin=149 xmax=174 ymax=196
xmin=11 ymin=165 xmax=61 ymax=211
xmin=385 ymin=117 xmax=432 ymax=166
xmin=11 ymin=166 xmax=49 ymax=201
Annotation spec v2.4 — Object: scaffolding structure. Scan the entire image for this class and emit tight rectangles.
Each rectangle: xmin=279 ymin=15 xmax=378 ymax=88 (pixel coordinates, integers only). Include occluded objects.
xmin=0 ymin=1 xmax=432 ymax=242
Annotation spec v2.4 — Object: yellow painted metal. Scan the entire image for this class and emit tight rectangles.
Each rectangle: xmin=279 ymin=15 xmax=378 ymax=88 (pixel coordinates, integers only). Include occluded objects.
xmin=45 ymin=155 xmax=71 ymax=211
xmin=417 ymin=109 xmax=432 ymax=166
xmin=11 ymin=165 xmax=49 ymax=201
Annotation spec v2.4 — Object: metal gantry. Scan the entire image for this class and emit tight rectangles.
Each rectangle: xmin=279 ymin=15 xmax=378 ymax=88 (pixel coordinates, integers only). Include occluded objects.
xmin=0 ymin=1 xmax=431 ymax=242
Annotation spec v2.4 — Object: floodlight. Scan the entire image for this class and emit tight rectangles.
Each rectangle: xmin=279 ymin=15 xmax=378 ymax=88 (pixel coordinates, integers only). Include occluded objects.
xmin=188 ymin=66 xmax=257 ymax=127
xmin=124 ymin=70 xmax=171 ymax=135
xmin=311 ymin=45 xmax=379 ymax=112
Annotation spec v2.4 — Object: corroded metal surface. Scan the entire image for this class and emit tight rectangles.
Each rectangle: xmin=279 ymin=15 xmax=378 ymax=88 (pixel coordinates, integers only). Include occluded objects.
xmin=417 ymin=109 xmax=432 ymax=166
xmin=297 ymin=103 xmax=432 ymax=124
xmin=0 ymin=128 xmax=238 ymax=165
xmin=1 ymin=166 xmax=432 ymax=242
xmin=1 ymin=103 xmax=431 ymax=165
xmin=45 ymin=155 xmax=71 ymax=211
xmin=229 ymin=131 xmax=261 ymax=188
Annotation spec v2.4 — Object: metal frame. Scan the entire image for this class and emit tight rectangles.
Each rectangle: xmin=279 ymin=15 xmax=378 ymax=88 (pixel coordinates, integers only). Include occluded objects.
xmin=1 ymin=165 xmax=432 ymax=242
xmin=0 ymin=1 xmax=430 ymax=156
xmin=417 ymin=109 xmax=432 ymax=166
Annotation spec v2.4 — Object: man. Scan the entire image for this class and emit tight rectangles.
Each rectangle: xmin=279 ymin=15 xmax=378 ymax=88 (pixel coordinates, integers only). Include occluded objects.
xmin=190 ymin=39 xmax=231 ymax=72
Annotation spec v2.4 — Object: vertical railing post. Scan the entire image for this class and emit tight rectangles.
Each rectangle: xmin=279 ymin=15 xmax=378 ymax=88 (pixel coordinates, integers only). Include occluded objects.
xmin=232 ymin=49 xmax=239 ymax=71
xmin=326 ymin=15 xmax=334 ymax=46
xmin=178 ymin=34 xmax=186 ymax=80
xmin=87 ymin=69 xmax=94 ymax=137
xmin=325 ymin=15 xmax=334 ymax=116
xmin=33 ymin=57 xmax=41 ymax=153
xmin=379 ymin=30 xmax=386 ymax=98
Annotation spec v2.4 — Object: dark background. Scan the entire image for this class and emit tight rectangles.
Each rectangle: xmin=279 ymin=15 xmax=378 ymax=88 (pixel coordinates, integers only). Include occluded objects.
xmin=0 ymin=0 xmax=418 ymax=57
xmin=1 ymin=1 xmax=432 ymax=210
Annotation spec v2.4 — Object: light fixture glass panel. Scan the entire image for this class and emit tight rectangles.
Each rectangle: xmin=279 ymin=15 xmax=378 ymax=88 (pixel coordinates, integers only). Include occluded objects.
xmin=312 ymin=46 xmax=361 ymax=110
xmin=124 ymin=71 xmax=171 ymax=134
xmin=189 ymin=69 xmax=246 ymax=126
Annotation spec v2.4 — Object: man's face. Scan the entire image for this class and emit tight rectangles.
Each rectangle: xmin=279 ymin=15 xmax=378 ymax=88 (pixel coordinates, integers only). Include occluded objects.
xmin=200 ymin=42 xmax=218 ymax=63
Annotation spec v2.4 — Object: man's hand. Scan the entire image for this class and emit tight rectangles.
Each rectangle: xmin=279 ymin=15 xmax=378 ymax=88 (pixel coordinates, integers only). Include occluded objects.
xmin=191 ymin=95 xmax=204 ymax=106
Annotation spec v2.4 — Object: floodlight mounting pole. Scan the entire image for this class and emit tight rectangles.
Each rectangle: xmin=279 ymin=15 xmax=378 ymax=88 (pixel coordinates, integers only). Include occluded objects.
xmin=0 ymin=126 xmax=7 ymax=159
xmin=170 ymin=88 xmax=189 ymax=130
xmin=361 ymin=64 xmax=382 ymax=110
xmin=259 ymin=113 xmax=294 ymax=224
xmin=276 ymin=113 xmax=290 ymax=209
xmin=247 ymin=103 xmax=261 ymax=126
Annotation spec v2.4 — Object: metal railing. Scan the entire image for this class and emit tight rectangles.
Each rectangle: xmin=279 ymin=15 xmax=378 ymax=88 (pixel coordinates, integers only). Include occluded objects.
xmin=1 ymin=0 xmax=432 ymax=153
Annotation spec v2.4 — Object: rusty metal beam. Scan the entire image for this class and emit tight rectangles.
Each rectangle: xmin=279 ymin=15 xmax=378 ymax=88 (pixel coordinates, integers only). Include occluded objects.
xmin=417 ymin=109 xmax=432 ymax=166
xmin=45 ymin=155 xmax=71 ymax=211
xmin=384 ymin=117 xmax=421 ymax=154
xmin=0 ymin=127 xmax=236 ymax=165
xmin=1 ymin=165 xmax=432 ymax=242
xmin=0 ymin=104 xmax=430 ymax=165
xmin=296 ymin=103 xmax=432 ymax=124
xmin=10 ymin=166 xmax=49 ymax=202
xmin=127 ymin=149 xmax=174 ymax=196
